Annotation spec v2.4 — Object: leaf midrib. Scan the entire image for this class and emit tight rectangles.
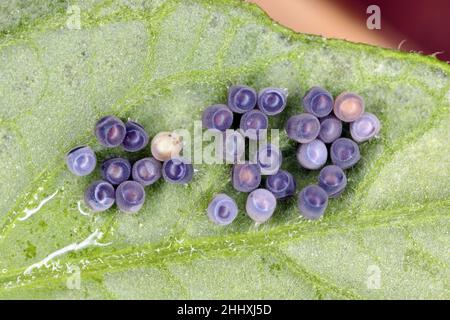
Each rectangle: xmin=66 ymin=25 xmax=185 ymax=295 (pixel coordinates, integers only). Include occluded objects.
xmin=0 ymin=198 xmax=446 ymax=292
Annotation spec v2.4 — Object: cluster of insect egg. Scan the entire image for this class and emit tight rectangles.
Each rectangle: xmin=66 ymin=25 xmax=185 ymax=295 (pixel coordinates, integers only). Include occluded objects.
xmin=203 ymin=85 xmax=380 ymax=225
xmin=288 ymin=88 xmax=380 ymax=219
xmin=65 ymin=116 xmax=191 ymax=213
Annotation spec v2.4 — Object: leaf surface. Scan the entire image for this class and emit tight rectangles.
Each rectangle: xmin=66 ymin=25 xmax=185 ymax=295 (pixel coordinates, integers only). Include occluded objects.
xmin=0 ymin=0 xmax=449 ymax=299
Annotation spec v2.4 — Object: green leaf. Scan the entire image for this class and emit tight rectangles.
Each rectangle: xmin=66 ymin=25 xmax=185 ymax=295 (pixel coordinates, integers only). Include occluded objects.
xmin=0 ymin=0 xmax=449 ymax=299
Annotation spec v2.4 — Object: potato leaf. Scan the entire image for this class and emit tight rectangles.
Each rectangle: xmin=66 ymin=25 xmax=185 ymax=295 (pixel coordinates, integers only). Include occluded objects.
xmin=0 ymin=0 xmax=448 ymax=299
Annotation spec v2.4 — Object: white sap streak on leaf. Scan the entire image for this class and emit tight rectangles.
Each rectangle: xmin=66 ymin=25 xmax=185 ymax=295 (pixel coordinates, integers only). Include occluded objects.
xmin=23 ymin=229 xmax=111 ymax=275
xmin=18 ymin=190 xmax=59 ymax=221
xmin=77 ymin=200 xmax=91 ymax=217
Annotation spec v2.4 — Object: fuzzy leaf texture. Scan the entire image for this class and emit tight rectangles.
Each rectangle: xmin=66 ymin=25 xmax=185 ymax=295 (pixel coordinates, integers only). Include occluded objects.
xmin=0 ymin=0 xmax=449 ymax=299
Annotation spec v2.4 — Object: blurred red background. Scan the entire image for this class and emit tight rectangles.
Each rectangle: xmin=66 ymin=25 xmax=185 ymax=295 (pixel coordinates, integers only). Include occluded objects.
xmin=250 ymin=0 xmax=450 ymax=62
